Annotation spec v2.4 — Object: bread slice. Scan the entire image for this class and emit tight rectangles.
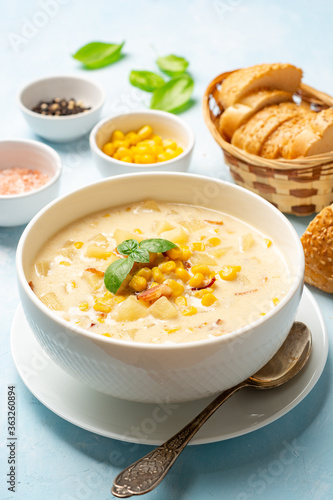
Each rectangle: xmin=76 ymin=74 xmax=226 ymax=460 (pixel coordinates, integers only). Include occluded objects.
xmin=219 ymin=63 xmax=302 ymax=109
xmin=219 ymin=89 xmax=293 ymax=140
xmin=301 ymin=203 xmax=333 ymax=293
xmin=289 ymin=107 xmax=333 ymax=158
xmin=260 ymin=110 xmax=315 ymax=159
xmin=231 ymin=102 xmax=309 ymax=156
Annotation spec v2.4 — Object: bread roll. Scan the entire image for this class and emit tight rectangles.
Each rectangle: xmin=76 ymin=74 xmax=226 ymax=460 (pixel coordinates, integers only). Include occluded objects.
xmin=232 ymin=102 xmax=309 ymax=156
xmin=218 ymin=63 xmax=302 ymax=109
xmin=289 ymin=107 xmax=333 ymax=158
xmin=219 ymin=89 xmax=293 ymax=140
xmin=301 ymin=203 xmax=333 ymax=293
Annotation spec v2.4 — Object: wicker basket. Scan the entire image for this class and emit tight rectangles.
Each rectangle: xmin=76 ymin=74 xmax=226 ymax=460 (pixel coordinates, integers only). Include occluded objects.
xmin=203 ymin=71 xmax=333 ymax=215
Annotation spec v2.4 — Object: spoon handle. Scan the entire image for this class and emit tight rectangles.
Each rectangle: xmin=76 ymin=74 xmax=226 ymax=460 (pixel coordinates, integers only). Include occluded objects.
xmin=111 ymin=381 xmax=247 ymax=498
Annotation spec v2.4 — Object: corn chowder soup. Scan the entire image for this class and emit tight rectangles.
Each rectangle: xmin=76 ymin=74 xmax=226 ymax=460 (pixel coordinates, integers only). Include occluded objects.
xmin=29 ymin=200 xmax=291 ymax=343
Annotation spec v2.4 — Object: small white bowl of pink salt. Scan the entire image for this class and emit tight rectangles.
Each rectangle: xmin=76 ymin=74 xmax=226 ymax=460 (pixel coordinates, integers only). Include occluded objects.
xmin=0 ymin=139 xmax=62 ymax=226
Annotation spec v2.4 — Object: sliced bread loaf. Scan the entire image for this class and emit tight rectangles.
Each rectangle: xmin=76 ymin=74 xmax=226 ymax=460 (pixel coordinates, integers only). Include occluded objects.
xmin=219 ymin=89 xmax=293 ymax=140
xmin=231 ymin=102 xmax=309 ymax=156
xmin=218 ymin=63 xmax=302 ymax=109
xmin=289 ymin=107 xmax=333 ymax=158
xmin=260 ymin=109 xmax=315 ymax=159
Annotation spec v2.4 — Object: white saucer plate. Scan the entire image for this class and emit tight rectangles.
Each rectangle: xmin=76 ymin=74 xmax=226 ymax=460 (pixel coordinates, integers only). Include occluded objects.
xmin=11 ymin=287 xmax=328 ymax=446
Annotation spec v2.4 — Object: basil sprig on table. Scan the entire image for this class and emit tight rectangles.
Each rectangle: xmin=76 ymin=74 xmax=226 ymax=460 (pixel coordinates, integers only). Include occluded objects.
xmin=156 ymin=55 xmax=189 ymax=76
xmin=104 ymin=238 xmax=177 ymax=294
xmin=150 ymin=74 xmax=194 ymax=113
xmin=128 ymin=53 xmax=194 ymax=114
xmin=129 ymin=70 xmax=165 ymax=92
xmin=73 ymin=42 xmax=125 ymax=69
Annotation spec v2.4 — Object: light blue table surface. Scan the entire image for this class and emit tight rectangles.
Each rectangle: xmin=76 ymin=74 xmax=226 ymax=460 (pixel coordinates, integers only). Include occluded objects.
xmin=1 ymin=1 xmax=333 ymax=499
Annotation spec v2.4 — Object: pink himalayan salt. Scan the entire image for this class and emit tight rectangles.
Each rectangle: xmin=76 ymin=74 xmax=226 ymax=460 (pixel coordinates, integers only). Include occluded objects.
xmin=0 ymin=167 xmax=50 ymax=195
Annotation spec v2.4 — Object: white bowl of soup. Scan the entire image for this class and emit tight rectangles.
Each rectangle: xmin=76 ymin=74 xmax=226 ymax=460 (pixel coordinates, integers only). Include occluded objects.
xmin=16 ymin=173 xmax=304 ymax=403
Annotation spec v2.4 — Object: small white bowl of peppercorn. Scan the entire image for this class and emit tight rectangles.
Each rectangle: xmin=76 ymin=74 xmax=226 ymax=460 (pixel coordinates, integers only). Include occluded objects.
xmin=18 ymin=75 xmax=105 ymax=143
xmin=90 ymin=110 xmax=195 ymax=176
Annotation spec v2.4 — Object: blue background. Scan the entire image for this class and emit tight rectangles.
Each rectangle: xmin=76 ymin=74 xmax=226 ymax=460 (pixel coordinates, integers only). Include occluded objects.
xmin=0 ymin=0 xmax=332 ymax=499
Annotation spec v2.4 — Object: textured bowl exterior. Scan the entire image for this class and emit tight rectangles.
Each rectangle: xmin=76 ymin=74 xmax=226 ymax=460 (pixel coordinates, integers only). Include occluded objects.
xmin=16 ymin=173 xmax=304 ymax=403
xmin=89 ymin=110 xmax=195 ymax=176
xmin=0 ymin=140 xmax=62 ymax=227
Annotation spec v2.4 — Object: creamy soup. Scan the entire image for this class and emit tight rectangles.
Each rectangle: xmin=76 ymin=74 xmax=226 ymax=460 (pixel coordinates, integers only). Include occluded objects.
xmin=29 ymin=200 xmax=291 ymax=343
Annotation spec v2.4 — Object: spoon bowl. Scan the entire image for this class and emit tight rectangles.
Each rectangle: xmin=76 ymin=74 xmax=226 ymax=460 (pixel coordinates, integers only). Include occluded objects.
xmin=112 ymin=321 xmax=312 ymax=498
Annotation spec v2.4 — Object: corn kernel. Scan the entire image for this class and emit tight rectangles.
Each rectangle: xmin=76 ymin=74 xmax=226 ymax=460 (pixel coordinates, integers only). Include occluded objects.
xmin=175 ymin=296 xmax=187 ymax=307
xmin=104 ymin=291 xmax=113 ymax=300
xmin=140 ymin=154 xmax=156 ymax=164
xmin=79 ymin=301 xmax=89 ymax=311
xmin=103 ymin=333 xmax=112 ymax=337
xmin=272 ymin=297 xmax=280 ymax=306
xmin=191 ymin=242 xmax=205 ymax=252
xmin=121 ymin=156 xmax=133 ymax=163
xmin=97 ymin=317 xmax=105 ymax=323
xmin=129 ymin=275 xmax=147 ymax=292
xmin=182 ymin=306 xmax=197 ymax=316
xmin=134 ymin=154 xmax=143 ymax=164
xmin=166 ymin=247 xmax=183 ymax=260
xmin=201 ymin=293 xmax=217 ymax=307
xmin=162 ymin=139 xmax=177 ymax=150
xmin=113 ymin=295 xmax=126 ymax=303
xmin=164 ymin=279 xmax=184 ymax=297
xmin=189 ymin=273 xmax=205 ymax=288
xmin=111 ymin=130 xmax=125 ymax=141
xmin=74 ymin=241 xmax=84 ymax=249
xmin=102 ymin=142 xmax=116 ymax=156
xmin=180 ymin=245 xmax=192 ymax=261
xmin=174 ymin=259 xmax=184 ymax=268
xmin=191 ymin=265 xmax=210 ymax=276
xmin=125 ymin=131 xmax=140 ymax=145
xmin=59 ymin=261 xmax=70 ymax=266
xmin=150 ymin=281 xmax=160 ymax=288
xmin=137 ymin=125 xmax=153 ymax=140
xmin=157 ymin=152 xmax=173 ymax=162
xmin=113 ymin=140 xmax=130 ymax=149
xmin=136 ymin=267 xmax=152 ymax=280
xmin=219 ymin=265 xmax=241 ymax=281
xmin=134 ymin=228 xmax=143 ymax=234
xmin=175 ymin=267 xmax=191 ymax=282
xmin=152 ymin=135 xmax=163 ymax=145
xmin=116 ymin=147 xmax=133 ymax=160
xmin=264 ymin=238 xmax=272 ymax=248
xmin=93 ymin=303 xmax=112 ymax=313
xmin=152 ymin=267 xmax=165 ymax=283
xmin=165 ymin=327 xmax=180 ymax=334
xmin=71 ymin=281 xmax=77 ymax=288
xmin=149 ymin=252 xmax=157 ymax=265
xmin=159 ymin=261 xmax=176 ymax=274
xmin=208 ymin=237 xmax=221 ymax=247
xmin=194 ymin=287 xmax=214 ymax=298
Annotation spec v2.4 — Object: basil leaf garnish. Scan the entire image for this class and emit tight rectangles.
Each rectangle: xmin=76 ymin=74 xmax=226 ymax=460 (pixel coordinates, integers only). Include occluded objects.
xmin=117 ymin=239 xmax=139 ymax=256
xmin=150 ymin=74 xmax=194 ymax=114
xmin=139 ymin=239 xmax=177 ymax=253
xmin=156 ymin=55 xmax=189 ymax=76
xmin=73 ymin=41 xmax=125 ymax=69
xmin=131 ymin=248 xmax=150 ymax=263
xmin=129 ymin=70 xmax=165 ymax=92
xmin=104 ymin=256 xmax=134 ymax=294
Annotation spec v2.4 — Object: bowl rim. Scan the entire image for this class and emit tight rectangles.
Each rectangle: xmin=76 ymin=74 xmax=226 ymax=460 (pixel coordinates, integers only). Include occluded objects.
xmin=89 ymin=110 xmax=195 ymax=168
xmin=0 ymin=139 xmax=62 ymax=199
xmin=16 ymin=172 xmax=304 ymax=350
xmin=17 ymin=74 xmax=106 ymax=121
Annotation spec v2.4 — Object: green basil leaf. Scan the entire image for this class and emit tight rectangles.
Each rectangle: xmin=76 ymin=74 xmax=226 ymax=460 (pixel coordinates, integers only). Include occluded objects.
xmin=129 ymin=70 xmax=165 ymax=92
xmin=131 ymin=248 xmax=150 ymax=263
xmin=156 ymin=55 xmax=189 ymax=76
xmin=140 ymin=238 xmax=177 ymax=253
xmin=72 ymin=41 xmax=125 ymax=69
xmin=104 ymin=256 xmax=134 ymax=294
xmin=150 ymin=74 xmax=194 ymax=114
xmin=117 ymin=239 xmax=139 ymax=256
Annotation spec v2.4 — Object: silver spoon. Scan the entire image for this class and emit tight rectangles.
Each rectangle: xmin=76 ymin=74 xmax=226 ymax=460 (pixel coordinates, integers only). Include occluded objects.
xmin=112 ymin=321 xmax=312 ymax=498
